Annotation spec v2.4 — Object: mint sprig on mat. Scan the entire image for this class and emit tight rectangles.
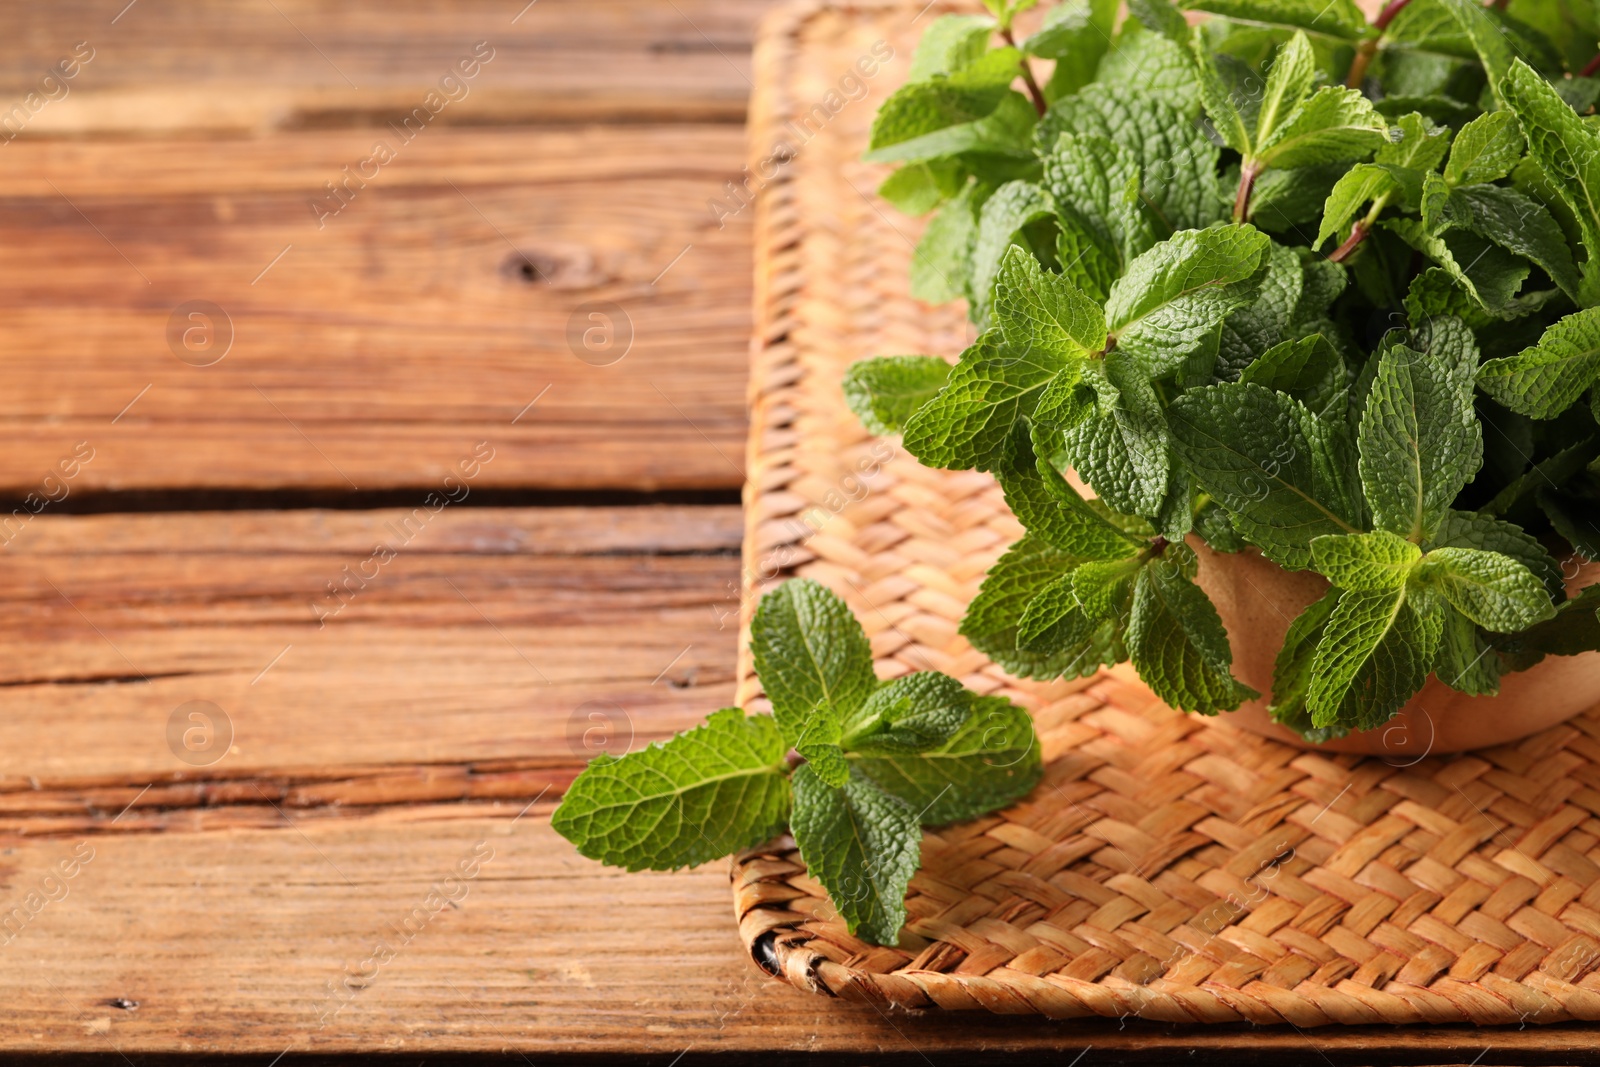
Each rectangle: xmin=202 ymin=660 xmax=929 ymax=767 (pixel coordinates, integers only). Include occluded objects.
xmin=552 ymin=579 xmax=1042 ymax=946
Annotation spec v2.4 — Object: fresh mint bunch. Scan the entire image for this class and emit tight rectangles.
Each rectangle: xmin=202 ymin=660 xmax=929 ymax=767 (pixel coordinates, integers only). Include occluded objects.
xmin=552 ymin=579 xmax=1042 ymax=945
xmin=849 ymin=0 xmax=1600 ymax=741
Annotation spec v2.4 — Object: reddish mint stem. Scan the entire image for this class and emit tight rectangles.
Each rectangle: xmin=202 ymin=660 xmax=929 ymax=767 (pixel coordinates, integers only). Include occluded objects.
xmin=1347 ymin=0 xmax=1415 ymax=88
xmin=1327 ymin=221 xmax=1369 ymax=264
xmin=1233 ymin=161 xmax=1261 ymax=222
xmin=1583 ymin=52 xmax=1600 ymax=77
xmin=1001 ymin=28 xmax=1049 ymax=116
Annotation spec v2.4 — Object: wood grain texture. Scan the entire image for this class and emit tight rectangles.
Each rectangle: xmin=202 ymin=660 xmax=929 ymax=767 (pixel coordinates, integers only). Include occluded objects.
xmin=0 ymin=127 xmax=752 ymax=494
xmin=0 ymin=0 xmax=783 ymax=133
xmin=0 ymin=506 xmax=742 ymax=797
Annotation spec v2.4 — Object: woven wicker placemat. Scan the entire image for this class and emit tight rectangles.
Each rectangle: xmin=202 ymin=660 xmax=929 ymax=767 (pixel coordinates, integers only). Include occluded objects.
xmin=730 ymin=0 xmax=1600 ymax=1026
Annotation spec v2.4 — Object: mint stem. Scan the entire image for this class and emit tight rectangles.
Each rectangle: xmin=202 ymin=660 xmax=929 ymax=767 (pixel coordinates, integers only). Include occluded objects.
xmin=1000 ymin=28 xmax=1048 ymax=116
xmin=1233 ymin=160 xmax=1261 ymax=223
xmin=1327 ymin=221 xmax=1369 ymax=263
xmin=1346 ymin=0 xmax=1413 ymax=89
xmin=1583 ymin=52 xmax=1600 ymax=76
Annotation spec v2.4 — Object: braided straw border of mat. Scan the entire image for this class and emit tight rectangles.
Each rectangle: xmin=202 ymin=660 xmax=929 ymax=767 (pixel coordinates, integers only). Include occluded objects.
xmin=728 ymin=0 xmax=1600 ymax=1026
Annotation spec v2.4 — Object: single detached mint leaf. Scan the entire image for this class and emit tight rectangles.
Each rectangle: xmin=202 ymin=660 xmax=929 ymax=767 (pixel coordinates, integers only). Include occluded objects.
xmin=993 ymin=245 xmax=1107 ymax=357
xmin=1416 ymin=546 xmax=1557 ymax=631
xmin=902 ymin=333 xmax=1063 ymax=471
xmin=844 ymin=355 xmax=951 ymax=436
xmin=851 ymin=694 xmax=1042 ymax=825
xmin=1127 ymin=545 xmax=1258 ymax=712
xmin=1306 ymin=586 xmax=1441 ymax=730
xmin=1105 ymin=225 xmax=1272 ymax=376
xmin=1311 ymin=530 xmax=1422 ymax=591
xmin=1358 ymin=345 xmax=1481 ymax=542
xmin=1429 ymin=508 xmax=1565 ymax=602
xmin=1268 ymin=588 xmax=1340 ymax=741
xmin=1168 ymin=381 xmax=1358 ymax=569
xmin=908 ymin=14 xmax=996 ymax=80
xmin=790 ymin=764 xmax=922 ymax=946
xmin=750 ymin=579 xmax=878 ymax=748
xmin=962 ymin=535 xmax=1124 ymax=679
xmin=845 ymin=672 xmax=972 ymax=753
xmin=796 ymin=700 xmax=849 ymax=787
xmin=551 ymin=708 xmax=791 ymax=872
xmin=1254 ymin=86 xmax=1389 ymax=170
xmin=1478 ymin=307 xmax=1600 ymax=420
xmin=1436 ymin=605 xmax=1501 ymax=696
xmin=1444 ymin=110 xmax=1524 ymax=187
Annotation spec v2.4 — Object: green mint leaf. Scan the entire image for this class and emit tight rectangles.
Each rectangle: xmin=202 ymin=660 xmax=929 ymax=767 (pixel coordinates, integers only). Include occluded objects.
xmin=877 ymin=160 xmax=966 ymax=216
xmin=1105 ymin=225 xmax=1272 ymax=376
xmin=1268 ymin=588 xmax=1341 ymax=741
xmin=1306 ymin=586 xmax=1442 ymax=729
xmin=850 ymin=694 xmax=1042 ymax=825
xmin=1254 ymin=33 xmax=1317 ymax=150
xmin=1044 ymin=131 xmax=1151 ymax=290
xmin=1478 ymin=307 xmax=1600 ymax=420
xmin=1502 ymin=59 xmax=1600 ymax=304
xmin=1310 ymin=530 xmax=1423 ymax=591
xmin=790 ymin=764 xmax=921 ymax=946
xmin=1435 ymin=605 xmax=1501 ymax=696
xmin=1254 ymin=86 xmax=1390 ymax=170
xmin=1384 ymin=217 xmax=1531 ymax=312
xmin=1216 ymin=240 xmax=1304 ymax=380
xmin=1500 ymin=585 xmax=1600 ymax=667
xmin=750 ymin=579 xmax=878 ymax=747
xmin=1195 ymin=498 xmax=1248 ymax=552
xmin=551 ymin=708 xmax=790 ymax=871
xmin=1072 ymin=553 xmax=1144 ymax=619
xmin=1063 ymin=355 xmax=1172 ymax=515
xmin=1039 ymin=85 xmax=1226 ymax=234
xmin=844 ymin=672 xmax=972 ymax=754
xmin=867 ymin=87 xmax=1038 ymax=165
xmin=1128 ymin=0 xmax=1193 ymax=43
xmin=795 ymin=701 xmax=850 ymax=788
xmin=1127 ymin=544 xmax=1258 ymax=712
xmin=902 ymin=332 xmax=1063 ymax=471
xmin=961 ymin=535 xmax=1125 ymax=679
xmin=1169 ymin=381 xmax=1358 ymax=569
xmin=1096 ymin=18 xmax=1202 ymax=116
xmin=1538 ymin=487 xmax=1600 ymax=562
xmin=1180 ymin=0 xmax=1368 ymax=39
xmin=1191 ymin=28 xmax=1253 ymax=155
xmin=1483 ymin=439 xmax=1596 ymax=518
xmin=1359 ymin=345 xmax=1482 ymax=540
xmin=1416 ymin=546 xmax=1558 ymax=630
xmin=1028 ymin=0 xmax=1117 ymax=97
xmin=908 ymin=14 xmax=996 ymax=81
xmin=1444 ymin=110 xmax=1524 ymax=187
xmin=1436 ymin=0 xmax=1517 ymax=102
xmin=993 ymin=245 xmax=1108 ymax=357
xmin=995 ymin=424 xmax=1144 ymax=559
xmin=844 ymin=355 xmax=951 ymax=436
xmin=970 ymin=181 xmax=1055 ymax=309
xmin=1238 ymin=334 xmax=1346 ymax=417
xmin=912 ymin=181 xmax=983 ymax=304
xmin=1429 ymin=508 xmax=1565 ymax=602
xmin=1316 ymin=163 xmax=1421 ymax=250
xmin=1447 ymin=184 xmax=1580 ymax=303
xmin=1419 ymin=171 xmax=1456 ymax=232
xmin=1016 ymin=571 xmax=1096 ymax=650
xmin=1377 ymin=112 xmax=1453 ymax=172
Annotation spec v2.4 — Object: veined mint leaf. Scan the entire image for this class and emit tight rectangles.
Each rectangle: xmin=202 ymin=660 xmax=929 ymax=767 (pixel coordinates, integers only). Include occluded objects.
xmin=1268 ymin=588 xmax=1341 ymax=741
xmin=902 ymin=333 xmax=1063 ymax=471
xmin=1096 ymin=19 xmax=1202 ymax=116
xmin=1478 ymin=307 xmax=1600 ymax=420
xmin=844 ymin=355 xmax=951 ymax=435
xmin=908 ymin=14 xmax=996 ymax=80
xmin=751 ymin=579 xmax=878 ymax=747
xmin=1044 ymin=131 xmax=1151 ymax=288
xmin=912 ymin=181 xmax=983 ymax=304
xmin=1385 ymin=216 xmax=1531 ymax=313
xmin=878 ymin=160 xmax=966 ymax=216
xmin=1359 ymin=345 xmax=1481 ymax=541
xmin=850 ymin=694 xmax=1042 ymax=825
xmin=1128 ymin=0 xmax=1193 ymax=43
xmin=1195 ymin=498 xmax=1248 ymax=551
xmin=1016 ymin=570 xmax=1096 ymax=650
xmin=844 ymin=672 xmax=972 ymax=754
xmin=993 ymin=245 xmax=1107 ymax=357
xmin=1498 ymin=585 xmax=1600 ymax=668
xmin=1430 ymin=508 xmax=1565 ymax=601
xmin=1306 ymin=585 xmax=1442 ymax=729
xmin=1311 ymin=530 xmax=1422 ymax=590
xmin=1169 ymin=381 xmax=1359 ymax=569
xmin=1127 ymin=544 xmax=1258 ymax=712
xmin=1251 ymin=163 xmax=1348 ymax=233
xmin=551 ymin=708 xmax=790 ymax=871
xmin=1192 ymin=28 xmax=1253 ymax=155
xmin=1448 ymin=184 xmax=1580 ymax=303
xmin=1255 ymin=86 xmax=1390 ymax=170
xmin=1072 ymin=553 xmax=1144 ymax=619
xmin=1379 ymin=111 xmax=1453 ymax=172
xmin=1064 ymin=355 xmax=1172 ymax=515
xmin=790 ymin=764 xmax=921 ymax=946
xmin=1180 ymin=0 xmax=1368 ymax=39
xmin=867 ymin=49 xmax=1036 ymax=163
xmin=995 ymin=425 xmax=1144 ymax=560
xmin=1502 ymin=59 xmax=1600 ymax=304
xmin=1239 ymin=334 xmax=1346 ymax=417
xmin=1416 ymin=546 xmax=1557 ymax=630
xmin=1316 ymin=163 xmax=1421 ymax=250
xmin=1435 ymin=605 xmax=1501 ymax=695
xmin=1254 ymin=33 xmax=1317 ymax=151
xmin=970 ymin=181 xmax=1055 ymax=308
xmin=1217 ymin=240 xmax=1304 ymax=379
xmin=1105 ymin=225 xmax=1272 ymax=376
xmin=1028 ymin=0 xmax=1117 ymax=97
xmin=1436 ymin=0 xmax=1518 ymax=101
xmin=962 ymin=536 xmax=1125 ymax=679
xmin=796 ymin=701 xmax=849 ymax=787
xmin=1444 ymin=110 xmax=1524 ymax=187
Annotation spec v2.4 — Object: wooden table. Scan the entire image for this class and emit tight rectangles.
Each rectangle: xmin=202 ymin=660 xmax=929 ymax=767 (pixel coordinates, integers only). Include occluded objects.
xmin=1 ymin=2 xmax=1595 ymax=1062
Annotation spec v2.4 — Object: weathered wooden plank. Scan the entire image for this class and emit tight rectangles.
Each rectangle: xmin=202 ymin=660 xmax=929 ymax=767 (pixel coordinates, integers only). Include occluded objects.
xmin=0 ymin=0 xmax=783 ymax=133
xmin=0 ymin=811 xmax=1584 ymax=1060
xmin=0 ymin=127 xmax=753 ymax=493
xmin=0 ymin=506 xmax=744 ymax=788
